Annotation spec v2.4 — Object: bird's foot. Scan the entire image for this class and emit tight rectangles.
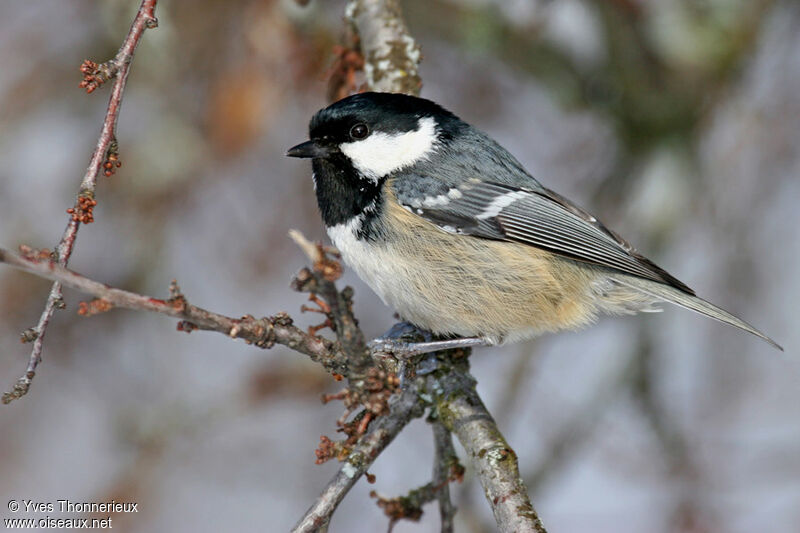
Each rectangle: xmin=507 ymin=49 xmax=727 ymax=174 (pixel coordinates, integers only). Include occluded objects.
xmin=369 ymin=323 xmax=491 ymax=387
xmin=369 ymin=337 xmax=488 ymax=359
xmin=369 ymin=323 xmax=488 ymax=359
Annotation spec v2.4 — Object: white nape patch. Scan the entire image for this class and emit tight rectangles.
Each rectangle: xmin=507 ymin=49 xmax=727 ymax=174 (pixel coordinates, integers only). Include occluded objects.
xmin=339 ymin=117 xmax=438 ymax=182
xmin=475 ymin=191 xmax=528 ymax=220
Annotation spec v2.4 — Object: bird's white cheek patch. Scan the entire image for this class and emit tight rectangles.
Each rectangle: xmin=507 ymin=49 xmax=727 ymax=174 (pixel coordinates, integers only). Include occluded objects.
xmin=339 ymin=117 xmax=438 ymax=181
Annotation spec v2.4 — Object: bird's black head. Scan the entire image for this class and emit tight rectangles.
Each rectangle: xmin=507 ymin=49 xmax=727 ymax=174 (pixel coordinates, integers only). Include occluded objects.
xmin=287 ymin=92 xmax=462 ymax=227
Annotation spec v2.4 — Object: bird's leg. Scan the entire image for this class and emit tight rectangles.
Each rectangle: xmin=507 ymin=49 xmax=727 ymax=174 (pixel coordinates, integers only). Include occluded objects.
xmin=369 ymin=322 xmax=490 ymax=359
xmin=370 ymin=323 xmax=493 ymax=389
xmin=370 ymin=337 xmax=489 ymax=359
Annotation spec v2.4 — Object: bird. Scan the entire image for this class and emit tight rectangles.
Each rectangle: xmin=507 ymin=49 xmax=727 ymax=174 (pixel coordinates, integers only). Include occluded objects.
xmin=287 ymin=92 xmax=782 ymax=353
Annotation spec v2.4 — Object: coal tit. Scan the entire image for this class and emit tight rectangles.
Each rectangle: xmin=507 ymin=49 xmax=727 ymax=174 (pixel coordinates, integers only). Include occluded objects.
xmin=287 ymin=92 xmax=781 ymax=351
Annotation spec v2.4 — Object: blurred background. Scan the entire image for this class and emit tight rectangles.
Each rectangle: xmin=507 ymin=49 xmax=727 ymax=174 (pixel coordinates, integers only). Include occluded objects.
xmin=0 ymin=0 xmax=798 ymax=531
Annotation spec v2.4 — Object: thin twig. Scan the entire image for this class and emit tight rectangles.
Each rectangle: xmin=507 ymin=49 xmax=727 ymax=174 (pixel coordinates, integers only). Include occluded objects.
xmin=432 ymin=421 xmax=458 ymax=532
xmin=0 ymin=247 xmax=351 ymax=376
xmin=368 ymin=419 xmax=462 ymax=531
xmin=292 ymin=384 xmax=425 ymax=533
xmin=2 ymin=0 xmax=158 ymax=404
xmin=290 ymin=230 xmax=371 ymax=373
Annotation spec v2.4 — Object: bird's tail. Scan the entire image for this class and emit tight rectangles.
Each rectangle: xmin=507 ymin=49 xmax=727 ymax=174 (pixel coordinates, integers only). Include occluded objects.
xmin=612 ymin=275 xmax=783 ymax=351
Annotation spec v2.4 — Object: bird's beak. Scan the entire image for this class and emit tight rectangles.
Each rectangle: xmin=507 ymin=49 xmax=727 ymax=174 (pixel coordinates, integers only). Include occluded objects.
xmin=286 ymin=140 xmax=330 ymax=159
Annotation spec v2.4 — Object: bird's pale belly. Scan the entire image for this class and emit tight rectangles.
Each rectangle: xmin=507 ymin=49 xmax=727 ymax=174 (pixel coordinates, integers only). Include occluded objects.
xmin=328 ymin=200 xmax=626 ymax=343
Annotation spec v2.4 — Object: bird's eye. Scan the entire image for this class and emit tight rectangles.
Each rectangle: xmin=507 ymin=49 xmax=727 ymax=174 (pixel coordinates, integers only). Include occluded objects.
xmin=349 ymin=123 xmax=369 ymax=140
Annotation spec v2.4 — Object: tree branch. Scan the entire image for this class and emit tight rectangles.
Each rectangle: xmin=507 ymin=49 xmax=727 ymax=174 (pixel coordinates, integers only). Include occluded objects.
xmin=289 ymin=230 xmax=371 ymax=373
xmin=365 ymin=414 xmax=463 ymax=531
xmin=292 ymin=384 xmax=425 ymax=533
xmin=0 ymin=242 xmax=419 ymax=530
xmin=0 ymin=246 xmax=350 ymax=376
xmin=431 ymin=354 xmax=547 ymax=533
xmin=431 ymin=420 xmax=459 ymax=533
xmin=2 ymin=0 xmax=158 ymax=404
xmin=346 ymin=0 xmax=422 ymax=96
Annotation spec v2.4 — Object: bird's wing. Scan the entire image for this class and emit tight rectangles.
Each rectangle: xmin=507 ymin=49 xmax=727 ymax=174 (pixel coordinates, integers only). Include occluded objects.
xmin=404 ymin=180 xmax=695 ymax=295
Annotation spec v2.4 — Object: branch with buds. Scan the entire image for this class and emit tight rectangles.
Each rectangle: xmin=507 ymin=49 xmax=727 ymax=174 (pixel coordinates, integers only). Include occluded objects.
xmin=0 ymin=236 xmax=544 ymax=532
xmin=2 ymin=0 xmax=159 ymax=404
